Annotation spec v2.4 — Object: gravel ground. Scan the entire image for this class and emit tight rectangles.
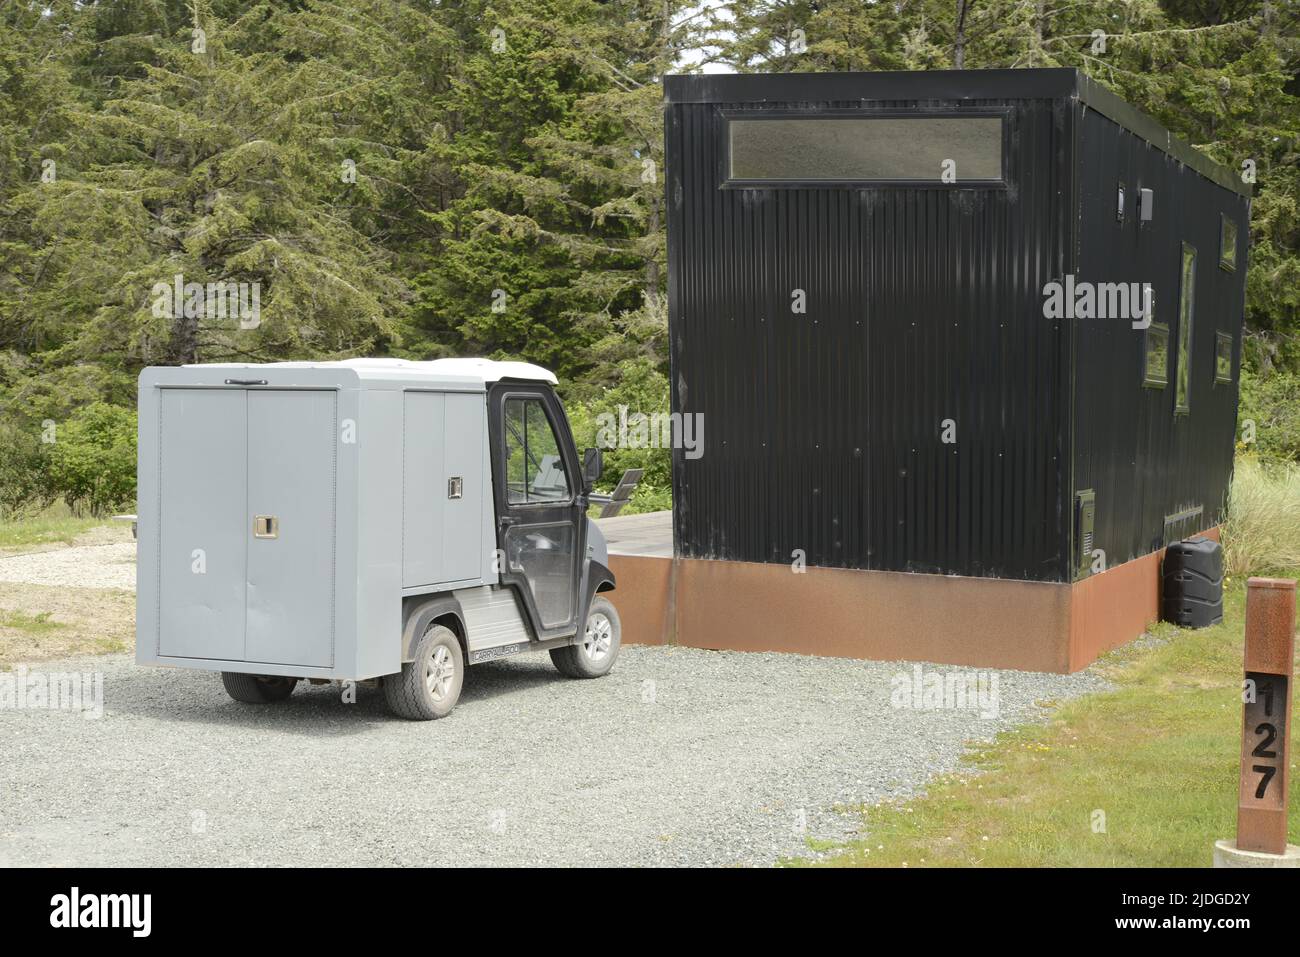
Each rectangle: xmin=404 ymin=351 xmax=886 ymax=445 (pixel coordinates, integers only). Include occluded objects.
xmin=0 ymin=646 xmax=1106 ymax=867
xmin=0 ymin=542 xmax=137 ymax=590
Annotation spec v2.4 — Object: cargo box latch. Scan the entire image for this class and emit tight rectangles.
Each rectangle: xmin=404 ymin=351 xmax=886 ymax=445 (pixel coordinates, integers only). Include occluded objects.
xmin=253 ymin=515 xmax=279 ymax=539
xmin=447 ymin=477 xmax=463 ymax=500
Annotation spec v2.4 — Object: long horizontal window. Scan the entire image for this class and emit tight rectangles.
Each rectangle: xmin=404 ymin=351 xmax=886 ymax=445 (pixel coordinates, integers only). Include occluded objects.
xmin=726 ymin=115 xmax=1004 ymax=184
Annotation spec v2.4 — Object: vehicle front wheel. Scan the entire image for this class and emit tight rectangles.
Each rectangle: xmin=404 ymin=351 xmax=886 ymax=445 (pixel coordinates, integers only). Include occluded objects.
xmin=221 ymin=672 xmax=298 ymax=703
xmin=551 ymin=596 xmax=621 ymax=679
xmin=384 ymin=623 xmax=464 ymax=720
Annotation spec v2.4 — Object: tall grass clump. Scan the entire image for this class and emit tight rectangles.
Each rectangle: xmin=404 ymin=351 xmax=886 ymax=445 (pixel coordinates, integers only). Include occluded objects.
xmin=1221 ymin=456 xmax=1300 ymax=577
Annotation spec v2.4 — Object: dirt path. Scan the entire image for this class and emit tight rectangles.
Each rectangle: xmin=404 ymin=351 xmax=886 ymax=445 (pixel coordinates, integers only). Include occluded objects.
xmin=0 ymin=527 xmax=136 ymax=667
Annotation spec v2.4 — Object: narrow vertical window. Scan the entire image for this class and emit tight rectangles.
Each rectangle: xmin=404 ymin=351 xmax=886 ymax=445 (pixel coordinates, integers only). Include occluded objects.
xmin=1219 ymin=214 xmax=1238 ymax=272
xmin=1176 ymin=243 xmax=1196 ymax=415
xmin=1214 ymin=331 xmax=1233 ymax=385
xmin=1143 ymin=323 xmax=1170 ymax=388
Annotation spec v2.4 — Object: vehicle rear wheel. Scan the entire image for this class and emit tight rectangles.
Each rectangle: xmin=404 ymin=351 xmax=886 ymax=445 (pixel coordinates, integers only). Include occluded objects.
xmin=384 ymin=623 xmax=464 ymax=720
xmin=551 ymin=596 xmax=621 ymax=679
xmin=221 ymin=672 xmax=298 ymax=703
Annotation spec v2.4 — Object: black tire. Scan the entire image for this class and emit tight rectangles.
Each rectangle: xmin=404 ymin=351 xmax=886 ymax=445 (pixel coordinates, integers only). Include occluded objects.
xmin=221 ymin=672 xmax=298 ymax=703
xmin=384 ymin=623 xmax=464 ymax=720
xmin=551 ymin=596 xmax=621 ymax=679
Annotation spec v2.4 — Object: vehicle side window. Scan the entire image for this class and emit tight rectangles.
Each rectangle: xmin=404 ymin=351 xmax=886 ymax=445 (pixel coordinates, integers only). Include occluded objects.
xmin=503 ymin=397 xmax=571 ymax=504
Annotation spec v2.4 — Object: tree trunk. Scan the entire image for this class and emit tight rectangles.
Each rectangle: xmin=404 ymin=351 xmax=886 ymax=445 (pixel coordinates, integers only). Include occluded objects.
xmin=954 ymin=0 xmax=970 ymax=69
xmin=1033 ymin=0 xmax=1045 ymax=66
xmin=168 ymin=288 xmax=199 ymax=366
xmin=646 ymin=198 xmax=660 ymax=309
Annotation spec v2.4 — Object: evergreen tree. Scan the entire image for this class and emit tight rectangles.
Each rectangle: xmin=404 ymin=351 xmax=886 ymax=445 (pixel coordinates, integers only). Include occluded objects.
xmin=3 ymin=0 xmax=405 ymax=381
xmin=719 ymin=0 xmax=1300 ymax=371
xmin=0 ymin=0 xmax=1297 ymax=507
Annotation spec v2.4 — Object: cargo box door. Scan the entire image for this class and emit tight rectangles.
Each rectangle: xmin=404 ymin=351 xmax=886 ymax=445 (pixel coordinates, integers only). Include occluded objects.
xmin=158 ymin=389 xmax=248 ymax=660
xmin=245 ymin=390 xmax=337 ymax=668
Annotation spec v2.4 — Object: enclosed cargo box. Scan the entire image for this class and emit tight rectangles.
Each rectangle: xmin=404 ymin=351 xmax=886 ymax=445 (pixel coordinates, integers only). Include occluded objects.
xmin=137 ymin=358 xmax=621 ymax=717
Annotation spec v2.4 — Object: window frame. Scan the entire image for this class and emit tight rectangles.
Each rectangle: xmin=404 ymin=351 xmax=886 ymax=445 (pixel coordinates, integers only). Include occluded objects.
xmin=1143 ymin=322 xmax=1171 ymax=389
xmin=1175 ymin=242 xmax=1196 ymax=416
xmin=500 ymin=393 xmax=576 ymax=508
xmin=1219 ymin=213 xmax=1238 ymax=272
xmin=1214 ymin=330 xmax=1234 ymax=386
xmin=719 ymin=108 xmax=1011 ymax=189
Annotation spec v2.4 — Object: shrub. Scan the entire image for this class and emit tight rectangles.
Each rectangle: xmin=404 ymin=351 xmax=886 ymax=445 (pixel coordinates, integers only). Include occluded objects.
xmin=1222 ymin=456 xmax=1300 ymax=578
xmin=44 ymin=403 xmax=137 ymax=516
xmin=1238 ymin=366 xmax=1300 ymax=464
xmin=623 ymin=482 xmax=671 ymax=515
xmin=565 ymin=356 xmax=673 ymax=493
xmin=0 ymin=420 xmax=53 ymax=517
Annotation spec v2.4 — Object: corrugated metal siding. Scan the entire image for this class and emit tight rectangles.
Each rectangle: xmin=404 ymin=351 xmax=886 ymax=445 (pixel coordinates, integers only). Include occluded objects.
xmin=666 ymin=90 xmax=1073 ymax=581
xmin=1072 ymin=108 xmax=1248 ymax=569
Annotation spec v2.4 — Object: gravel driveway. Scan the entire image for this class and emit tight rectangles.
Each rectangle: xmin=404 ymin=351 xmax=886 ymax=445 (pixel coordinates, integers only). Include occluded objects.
xmin=0 ymin=542 xmax=137 ymax=590
xmin=0 ymin=646 xmax=1105 ymax=867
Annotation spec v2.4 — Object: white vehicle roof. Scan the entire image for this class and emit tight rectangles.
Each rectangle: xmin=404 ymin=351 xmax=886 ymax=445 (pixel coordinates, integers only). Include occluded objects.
xmin=184 ymin=357 xmax=558 ymax=387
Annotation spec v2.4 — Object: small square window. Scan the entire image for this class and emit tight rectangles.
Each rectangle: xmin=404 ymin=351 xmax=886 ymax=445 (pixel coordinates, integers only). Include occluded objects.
xmin=1144 ymin=322 xmax=1170 ymax=388
xmin=1214 ymin=331 xmax=1233 ymax=385
xmin=1220 ymin=215 xmax=1238 ymax=272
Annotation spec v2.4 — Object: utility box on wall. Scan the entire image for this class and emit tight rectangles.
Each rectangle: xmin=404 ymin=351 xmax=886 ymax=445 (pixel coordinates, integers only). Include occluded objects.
xmin=647 ymin=68 xmax=1250 ymax=671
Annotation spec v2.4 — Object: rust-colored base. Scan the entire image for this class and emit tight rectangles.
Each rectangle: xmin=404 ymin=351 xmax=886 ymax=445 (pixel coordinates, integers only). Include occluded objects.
xmin=610 ymin=529 xmax=1220 ymax=673
xmin=607 ymin=554 xmax=673 ymax=646
xmin=1068 ymin=527 xmax=1220 ymax=671
xmin=673 ymin=558 xmax=1073 ymax=671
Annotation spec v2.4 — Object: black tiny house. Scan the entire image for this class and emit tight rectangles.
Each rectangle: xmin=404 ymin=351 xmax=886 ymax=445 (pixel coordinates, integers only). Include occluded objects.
xmin=662 ymin=68 xmax=1249 ymax=593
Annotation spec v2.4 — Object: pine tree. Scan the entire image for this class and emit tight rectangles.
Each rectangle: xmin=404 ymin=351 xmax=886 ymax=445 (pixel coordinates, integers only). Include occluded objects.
xmin=3 ymin=1 xmax=405 ymax=377
xmin=408 ymin=0 xmax=712 ymax=393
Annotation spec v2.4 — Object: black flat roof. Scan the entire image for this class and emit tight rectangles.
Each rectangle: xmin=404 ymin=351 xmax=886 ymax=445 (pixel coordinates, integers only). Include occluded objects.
xmin=664 ymin=68 xmax=1249 ymax=197
xmin=663 ymin=67 xmax=1078 ymax=104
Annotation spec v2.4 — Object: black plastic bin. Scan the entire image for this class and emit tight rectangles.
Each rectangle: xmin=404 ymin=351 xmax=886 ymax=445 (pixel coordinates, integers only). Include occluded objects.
xmin=1161 ymin=537 xmax=1224 ymax=627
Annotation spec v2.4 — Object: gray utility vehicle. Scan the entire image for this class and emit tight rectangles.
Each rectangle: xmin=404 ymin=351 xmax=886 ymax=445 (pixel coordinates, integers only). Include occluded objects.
xmin=136 ymin=358 xmax=621 ymax=719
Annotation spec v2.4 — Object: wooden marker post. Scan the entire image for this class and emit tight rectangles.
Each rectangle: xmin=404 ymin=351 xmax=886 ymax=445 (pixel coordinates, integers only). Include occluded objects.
xmin=1236 ymin=578 xmax=1296 ymax=855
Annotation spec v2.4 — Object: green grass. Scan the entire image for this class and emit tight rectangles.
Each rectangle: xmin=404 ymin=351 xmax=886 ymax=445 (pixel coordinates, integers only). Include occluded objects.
xmin=1223 ymin=456 xmax=1300 ymax=577
xmin=0 ymin=503 xmax=107 ymax=549
xmin=0 ymin=610 xmax=65 ymax=635
xmin=802 ymin=579 xmax=1299 ymax=867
